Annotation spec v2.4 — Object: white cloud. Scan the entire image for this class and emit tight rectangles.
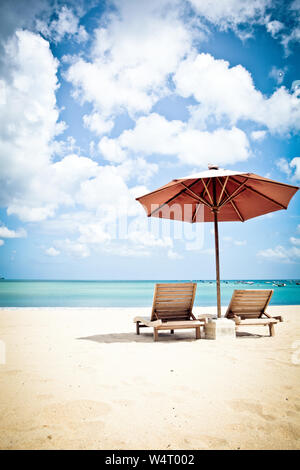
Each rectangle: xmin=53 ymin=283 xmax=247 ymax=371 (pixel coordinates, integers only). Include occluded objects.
xmin=290 ymin=237 xmax=300 ymax=246
xmin=118 ymin=158 xmax=158 ymax=184
xmin=188 ymin=0 xmax=271 ymax=35
xmin=7 ymin=205 xmax=56 ymax=222
xmin=257 ymin=245 xmax=300 ymax=263
xmin=83 ymin=113 xmax=114 ymax=136
xmin=0 ymin=30 xmax=65 ymax=221
xmin=0 ymin=224 xmax=26 ymax=238
xmin=37 ymin=6 xmax=88 ymax=43
xmin=280 ymin=0 xmax=300 ymax=53
xmin=174 ymin=53 xmax=300 ymax=134
xmin=0 ymin=240 xmax=4 ymax=246
xmin=102 ymin=113 xmax=250 ymax=167
xmin=276 ymin=157 xmax=300 ymax=181
xmin=258 ymin=229 xmax=300 ymax=263
xmin=102 ymin=244 xmax=151 ymax=258
xmin=251 ymin=130 xmax=267 ymax=141
xmin=56 ymin=238 xmax=90 ymax=259
xmin=128 ymin=230 xmax=172 ymax=248
xmin=78 ymin=223 xmax=111 ymax=245
xmin=223 ymin=236 xmax=246 ymax=246
xmin=290 ymin=157 xmax=300 ymax=181
xmin=167 ymin=248 xmax=183 ymax=260
xmin=65 ymin=0 xmax=193 ymax=118
xmin=45 ymin=247 xmax=60 ymax=256
xmin=234 ymin=240 xmax=247 ymax=246
xmin=266 ymin=20 xmax=284 ymax=37
xmin=276 ymin=158 xmax=292 ymax=177
xmin=98 ymin=137 xmax=127 ymax=163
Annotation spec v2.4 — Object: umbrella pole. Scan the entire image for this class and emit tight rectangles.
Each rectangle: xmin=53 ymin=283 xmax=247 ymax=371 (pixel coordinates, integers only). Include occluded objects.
xmin=213 ymin=209 xmax=221 ymax=318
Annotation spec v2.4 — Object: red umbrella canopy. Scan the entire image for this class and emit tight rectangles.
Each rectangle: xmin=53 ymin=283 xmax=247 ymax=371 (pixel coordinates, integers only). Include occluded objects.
xmin=136 ymin=167 xmax=299 ymax=223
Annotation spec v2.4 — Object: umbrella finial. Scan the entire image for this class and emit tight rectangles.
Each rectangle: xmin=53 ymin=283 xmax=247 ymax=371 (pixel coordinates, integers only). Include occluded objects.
xmin=208 ymin=164 xmax=219 ymax=170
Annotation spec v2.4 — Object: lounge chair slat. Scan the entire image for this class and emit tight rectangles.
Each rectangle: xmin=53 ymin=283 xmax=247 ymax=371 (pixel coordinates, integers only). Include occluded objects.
xmin=134 ymin=282 xmax=203 ymax=341
xmin=225 ymin=289 xmax=280 ymax=336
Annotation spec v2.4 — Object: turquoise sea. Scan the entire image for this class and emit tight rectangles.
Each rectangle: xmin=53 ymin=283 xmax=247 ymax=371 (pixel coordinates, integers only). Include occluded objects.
xmin=0 ymin=280 xmax=299 ymax=307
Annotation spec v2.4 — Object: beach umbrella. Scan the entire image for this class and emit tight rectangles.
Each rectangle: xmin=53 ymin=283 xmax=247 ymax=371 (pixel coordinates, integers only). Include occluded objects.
xmin=136 ymin=165 xmax=299 ymax=318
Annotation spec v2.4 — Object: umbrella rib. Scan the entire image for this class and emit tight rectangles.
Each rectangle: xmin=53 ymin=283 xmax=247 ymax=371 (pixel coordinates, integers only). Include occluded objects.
xmin=230 ymin=201 xmax=244 ymax=222
xmin=148 ymin=178 xmax=202 ymax=217
xmin=245 ymin=185 xmax=287 ymax=209
xmin=246 ymin=175 xmax=299 ymax=190
xmin=136 ymin=181 xmax=181 ymax=200
xmin=218 ymin=179 xmax=248 ymax=208
xmin=217 ymin=178 xmax=244 ymax=221
xmin=201 ymin=178 xmax=213 ymax=205
xmin=217 ymin=176 xmax=229 ymax=206
xmin=180 ymin=182 xmax=212 ymax=208
xmin=192 ymin=202 xmax=202 ymax=222
xmin=229 ymin=176 xmax=287 ymax=209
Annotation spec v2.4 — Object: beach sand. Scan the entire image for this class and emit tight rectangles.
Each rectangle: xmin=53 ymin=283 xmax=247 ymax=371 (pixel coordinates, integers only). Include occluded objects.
xmin=0 ymin=306 xmax=299 ymax=450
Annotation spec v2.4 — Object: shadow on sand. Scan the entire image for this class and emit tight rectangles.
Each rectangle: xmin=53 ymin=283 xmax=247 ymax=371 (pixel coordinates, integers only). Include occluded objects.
xmin=77 ymin=330 xmax=268 ymax=344
xmin=77 ymin=330 xmax=199 ymax=344
xmin=236 ymin=331 xmax=266 ymax=338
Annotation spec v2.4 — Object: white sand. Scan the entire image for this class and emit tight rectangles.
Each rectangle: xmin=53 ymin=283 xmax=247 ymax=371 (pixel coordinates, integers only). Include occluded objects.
xmin=0 ymin=306 xmax=299 ymax=450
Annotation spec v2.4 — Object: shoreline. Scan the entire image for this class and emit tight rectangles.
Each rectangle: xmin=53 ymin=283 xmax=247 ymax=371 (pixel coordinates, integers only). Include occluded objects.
xmin=0 ymin=305 xmax=299 ymax=450
xmin=0 ymin=304 xmax=299 ymax=309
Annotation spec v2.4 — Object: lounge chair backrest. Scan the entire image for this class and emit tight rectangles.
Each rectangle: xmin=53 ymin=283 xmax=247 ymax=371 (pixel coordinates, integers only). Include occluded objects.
xmin=225 ymin=289 xmax=273 ymax=319
xmin=151 ymin=283 xmax=197 ymax=322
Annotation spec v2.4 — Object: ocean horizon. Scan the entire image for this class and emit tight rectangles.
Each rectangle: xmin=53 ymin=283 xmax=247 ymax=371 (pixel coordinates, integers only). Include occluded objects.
xmin=0 ymin=279 xmax=299 ymax=307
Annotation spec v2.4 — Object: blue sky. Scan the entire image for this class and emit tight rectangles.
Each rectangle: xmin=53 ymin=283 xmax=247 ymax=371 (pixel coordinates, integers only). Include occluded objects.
xmin=0 ymin=0 xmax=299 ymax=280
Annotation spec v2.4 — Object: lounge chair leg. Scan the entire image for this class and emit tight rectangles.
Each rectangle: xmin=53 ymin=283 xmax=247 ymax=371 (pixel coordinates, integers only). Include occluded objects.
xmin=136 ymin=321 xmax=140 ymax=335
xmin=269 ymin=323 xmax=275 ymax=337
xmin=196 ymin=326 xmax=201 ymax=339
xmin=170 ymin=329 xmax=174 ymax=334
xmin=154 ymin=328 xmax=158 ymax=341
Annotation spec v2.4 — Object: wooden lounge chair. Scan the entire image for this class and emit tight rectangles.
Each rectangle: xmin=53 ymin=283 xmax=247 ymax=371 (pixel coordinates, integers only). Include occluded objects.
xmin=225 ymin=289 xmax=283 ymax=337
xmin=134 ymin=283 xmax=204 ymax=341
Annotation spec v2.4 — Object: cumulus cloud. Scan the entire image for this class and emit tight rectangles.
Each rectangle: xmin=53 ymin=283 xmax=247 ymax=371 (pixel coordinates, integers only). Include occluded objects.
xmin=251 ymin=130 xmax=267 ymax=141
xmin=188 ymin=0 xmax=271 ymax=37
xmin=83 ymin=113 xmax=114 ymax=136
xmin=276 ymin=157 xmax=300 ymax=181
xmin=0 ymin=224 xmax=27 ymax=238
xmin=257 ymin=245 xmax=300 ymax=263
xmin=174 ymin=53 xmax=300 ymax=135
xmin=45 ymin=247 xmax=60 ymax=256
xmin=266 ymin=19 xmax=284 ymax=37
xmin=290 ymin=157 xmax=300 ymax=180
xmin=290 ymin=237 xmax=300 ymax=245
xmin=36 ymin=5 xmax=88 ymax=43
xmin=56 ymin=238 xmax=90 ymax=258
xmin=0 ymin=30 xmax=64 ymax=220
xmin=280 ymin=0 xmax=300 ymax=53
xmin=65 ymin=0 xmax=193 ymax=119
xmin=99 ymin=113 xmax=250 ymax=167
xmin=223 ymin=236 xmax=247 ymax=246
xmin=258 ymin=227 xmax=300 ymax=263
xmin=167 ymin=249 xmax=184 ymax=260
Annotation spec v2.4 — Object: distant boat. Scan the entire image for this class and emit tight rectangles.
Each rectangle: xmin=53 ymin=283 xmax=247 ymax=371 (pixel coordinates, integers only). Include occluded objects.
xmin=273 ymin=283 xmax=286 ymax=287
